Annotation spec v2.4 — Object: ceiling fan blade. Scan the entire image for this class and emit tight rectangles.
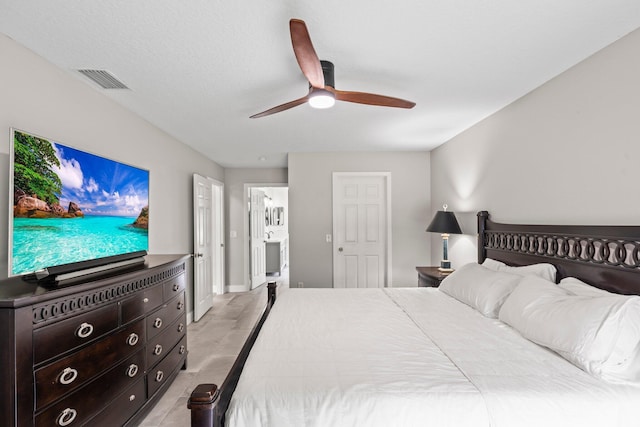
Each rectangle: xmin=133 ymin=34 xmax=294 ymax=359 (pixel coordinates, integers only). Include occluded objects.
xmin=290 ymin=19 xmax=325 ymax=89
xmin=333 ymin=89 xmax=416 ymax=109
xmin=250 ymin=94 xmax=310 ymax=118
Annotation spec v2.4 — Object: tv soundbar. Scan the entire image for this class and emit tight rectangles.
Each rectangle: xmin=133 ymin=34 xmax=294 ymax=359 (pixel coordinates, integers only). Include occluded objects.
xmin=33 ymin=250 xmax=147 ymax=287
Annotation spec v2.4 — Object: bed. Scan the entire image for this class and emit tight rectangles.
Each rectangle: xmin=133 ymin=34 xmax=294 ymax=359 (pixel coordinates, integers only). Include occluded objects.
xmin=188 ymin=211 xmax=640 ymax=426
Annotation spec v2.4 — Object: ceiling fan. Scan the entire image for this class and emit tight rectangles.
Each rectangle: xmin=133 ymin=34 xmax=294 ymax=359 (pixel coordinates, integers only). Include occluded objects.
xmin=250 ymin=19 xmax=416 ymax=118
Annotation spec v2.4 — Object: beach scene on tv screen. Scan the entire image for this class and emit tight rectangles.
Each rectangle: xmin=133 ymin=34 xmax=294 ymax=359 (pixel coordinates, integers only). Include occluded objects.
xmin=11 ymin=130 xmax=149 ymax=276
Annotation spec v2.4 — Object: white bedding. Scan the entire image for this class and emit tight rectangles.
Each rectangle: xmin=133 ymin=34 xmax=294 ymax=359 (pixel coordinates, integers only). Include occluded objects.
xmin=225 ymin=288 xmax=640 ymax=427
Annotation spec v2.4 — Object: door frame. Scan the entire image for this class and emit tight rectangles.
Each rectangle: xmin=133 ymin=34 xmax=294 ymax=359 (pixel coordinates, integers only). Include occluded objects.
xmin=332 ymin=172 xmax=392 ymax=287
xmin=243 ymin=183 xmax=288 ymax=289
xmin=211 ymin=179 xmax=225 ymax=295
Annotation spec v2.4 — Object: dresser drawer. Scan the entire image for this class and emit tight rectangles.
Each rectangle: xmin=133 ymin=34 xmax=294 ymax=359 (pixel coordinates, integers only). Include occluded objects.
xmin=146 ymin=292 xmax=185 ymax=340
xmin=35 ymin=349 xmax=145 ymax=427
xmin=33 ymin=303 xmax=119 ymax=365
xmin=148 ymin=313 xmax=186 ymax=369
xmin=84 ymin=378 xmax=146 ymax=427
xmin=163 ymin=274 xmax=186 ymax=301
xmin=35 ymin=319 xmax=145 ymax=410
xmin=147 ymin=336 xmax=187 ymax=398
xmin=120 ymin=283 xmax=164 ymax=324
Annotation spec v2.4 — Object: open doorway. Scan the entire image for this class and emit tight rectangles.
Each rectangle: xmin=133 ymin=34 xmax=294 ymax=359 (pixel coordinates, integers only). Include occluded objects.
xmin=246 ymin=185 xmax=289 ymax=289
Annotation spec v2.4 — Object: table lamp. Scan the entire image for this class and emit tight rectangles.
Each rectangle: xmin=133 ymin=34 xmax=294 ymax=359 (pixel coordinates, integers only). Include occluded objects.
xmin=426 ymin=204 xmax=462 ymax=271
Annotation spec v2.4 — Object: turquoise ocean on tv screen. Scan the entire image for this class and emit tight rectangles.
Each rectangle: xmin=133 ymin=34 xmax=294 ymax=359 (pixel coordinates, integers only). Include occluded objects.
xmin=12 ymin=215 xmax=148 ymax=275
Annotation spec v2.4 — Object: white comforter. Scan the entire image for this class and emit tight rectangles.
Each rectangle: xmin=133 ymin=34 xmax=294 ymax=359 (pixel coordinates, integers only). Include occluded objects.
xmin=225 ymin=288 xmax=640 ymax=427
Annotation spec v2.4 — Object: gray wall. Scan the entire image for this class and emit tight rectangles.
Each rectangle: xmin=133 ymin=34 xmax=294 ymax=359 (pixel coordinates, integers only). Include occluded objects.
xmin=430 ymin=27 xmax=640 ymax=268
xmin=224 ymin=168 xmax=287 ymax=290
xmin=288 ymin=152 xmax=430 ymax=288
xmin=0 ymin=34 xmax=224 ymax=316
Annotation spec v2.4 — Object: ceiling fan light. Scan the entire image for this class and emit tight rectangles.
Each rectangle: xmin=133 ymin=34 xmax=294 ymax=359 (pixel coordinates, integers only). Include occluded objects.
xmin=308 ymin=90 xmax=335 ymax=109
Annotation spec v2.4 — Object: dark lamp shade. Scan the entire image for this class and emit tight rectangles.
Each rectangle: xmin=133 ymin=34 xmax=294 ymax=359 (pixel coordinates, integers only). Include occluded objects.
xmin=426 ymin=211 xmax=462 ymax=234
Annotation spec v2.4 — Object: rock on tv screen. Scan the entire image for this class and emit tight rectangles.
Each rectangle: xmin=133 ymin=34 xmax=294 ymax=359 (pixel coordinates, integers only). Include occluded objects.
xmin=9 ymin=129 xmax=149 ymax=277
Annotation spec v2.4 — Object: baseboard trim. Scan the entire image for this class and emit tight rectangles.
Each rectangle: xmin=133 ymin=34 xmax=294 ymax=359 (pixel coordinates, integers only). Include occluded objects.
xmin=227 ymin=284 xmax=249 ymax=293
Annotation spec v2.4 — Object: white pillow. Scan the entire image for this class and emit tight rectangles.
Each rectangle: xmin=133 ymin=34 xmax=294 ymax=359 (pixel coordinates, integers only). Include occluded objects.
xmin=559 ymin=277 xmax=611 ymax=297
xmin=439 ymin=263 xmax=523 ymax=318
xmin=499 ymin=274 xmax=640 ymax=385
xmin=482 ymin=258 xmax=557 ymax=282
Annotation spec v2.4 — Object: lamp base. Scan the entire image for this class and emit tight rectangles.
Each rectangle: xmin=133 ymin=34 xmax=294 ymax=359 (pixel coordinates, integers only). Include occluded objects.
xmin=439 ymin=260 xmax=453 ymax=272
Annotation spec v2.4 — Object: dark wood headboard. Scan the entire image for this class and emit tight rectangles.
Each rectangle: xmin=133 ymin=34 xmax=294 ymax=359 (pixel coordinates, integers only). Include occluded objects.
xmin=477 ymin=211 xmax=640 ymax=295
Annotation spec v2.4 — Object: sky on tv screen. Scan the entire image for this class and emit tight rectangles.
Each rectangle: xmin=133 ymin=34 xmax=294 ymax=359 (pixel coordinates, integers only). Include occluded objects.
xmin=51 ymin=142 xmax=148 ymax=217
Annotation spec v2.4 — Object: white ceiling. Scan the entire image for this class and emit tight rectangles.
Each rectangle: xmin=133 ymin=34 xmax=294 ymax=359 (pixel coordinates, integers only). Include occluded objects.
xmin=1 ymin=1 xmax=639 ymax=168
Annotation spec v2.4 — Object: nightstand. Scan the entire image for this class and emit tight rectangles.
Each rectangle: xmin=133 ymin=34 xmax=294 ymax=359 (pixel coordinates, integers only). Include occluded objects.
xmin=416 ymin=266 xmax=452 ymax=287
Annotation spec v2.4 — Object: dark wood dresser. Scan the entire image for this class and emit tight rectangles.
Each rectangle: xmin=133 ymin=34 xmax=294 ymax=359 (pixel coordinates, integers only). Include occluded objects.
xmin=0 ymin=254 xmax=189 ymax=427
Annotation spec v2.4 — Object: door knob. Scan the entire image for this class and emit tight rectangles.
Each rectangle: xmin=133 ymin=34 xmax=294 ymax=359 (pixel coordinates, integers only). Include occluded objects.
xmin=338 ymin=247 xmax=343 ymax=252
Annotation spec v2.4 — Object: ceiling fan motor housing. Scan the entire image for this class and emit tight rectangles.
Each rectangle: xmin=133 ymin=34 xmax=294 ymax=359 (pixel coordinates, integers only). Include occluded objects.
xmin=315 ymin=60 xmax=334 ymax=88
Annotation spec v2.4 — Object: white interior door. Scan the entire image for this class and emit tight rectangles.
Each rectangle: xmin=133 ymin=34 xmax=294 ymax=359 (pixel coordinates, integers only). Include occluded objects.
xmin=250 ymin=189 xmax=266 ymax=289
xmin=333 ymin=173 xmax=391 ymax=288
xmin=193 ymin=174 xmax=214 ymax=321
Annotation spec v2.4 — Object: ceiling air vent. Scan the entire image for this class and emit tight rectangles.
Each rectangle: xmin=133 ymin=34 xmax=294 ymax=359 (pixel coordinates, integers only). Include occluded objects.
xmin=77 ymin=69 xmax=130 ymax=89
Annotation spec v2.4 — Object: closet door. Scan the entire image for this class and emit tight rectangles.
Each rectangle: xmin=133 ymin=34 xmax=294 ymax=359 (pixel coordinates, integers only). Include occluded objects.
xmin=333 ymin=173 xmax=390 ymax=288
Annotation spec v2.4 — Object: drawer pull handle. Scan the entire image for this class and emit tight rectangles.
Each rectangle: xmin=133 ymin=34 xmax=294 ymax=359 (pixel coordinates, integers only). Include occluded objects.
xmin=56 ymin=408 xmax=77 ymax=426
xmin=76 ymin=322 xmax=94 ymax=339
xmin=143 ymin=297 xmax=149 ymax=303
xmin=155 ymin=370 xmax=164 ymax=382
xmin=177 ymin=323 xmax=184 ymax=333
xmin=58 ymin=367 xmax=78 ymax=385
xmin=126 ymin=364 xmax=139 ymax=378
xmin=173 ymin=283 xmax=180 ymax=291
xmin=126 ymin=333 xmax=139 ymax=346
xmin=177 ymin=301 xmax=184 ymax=310
xmin=153 ymin=344 xmax=163 ymax=356
xmin=179 ymin=345 xmax=186 ymax=355
xmin=129 ymin=394 xmax=136 ymax=402
xmin=153 ymin=317 xmax=163 ymax=329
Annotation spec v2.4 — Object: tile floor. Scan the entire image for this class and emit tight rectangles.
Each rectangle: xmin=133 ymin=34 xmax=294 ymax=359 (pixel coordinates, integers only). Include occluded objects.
xmin=139 ymin=271 xmax=287 ymax=426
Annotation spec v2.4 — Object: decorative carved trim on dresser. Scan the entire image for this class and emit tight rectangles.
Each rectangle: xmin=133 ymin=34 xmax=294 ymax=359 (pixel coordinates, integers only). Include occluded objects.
xmin=0 ymin=254 xmax=189 ymax=427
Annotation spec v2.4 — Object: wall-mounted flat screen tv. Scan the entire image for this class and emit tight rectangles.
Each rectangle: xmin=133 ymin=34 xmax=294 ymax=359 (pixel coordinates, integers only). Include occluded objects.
xmin=9 ymin=129 xmax=149 ymax=281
